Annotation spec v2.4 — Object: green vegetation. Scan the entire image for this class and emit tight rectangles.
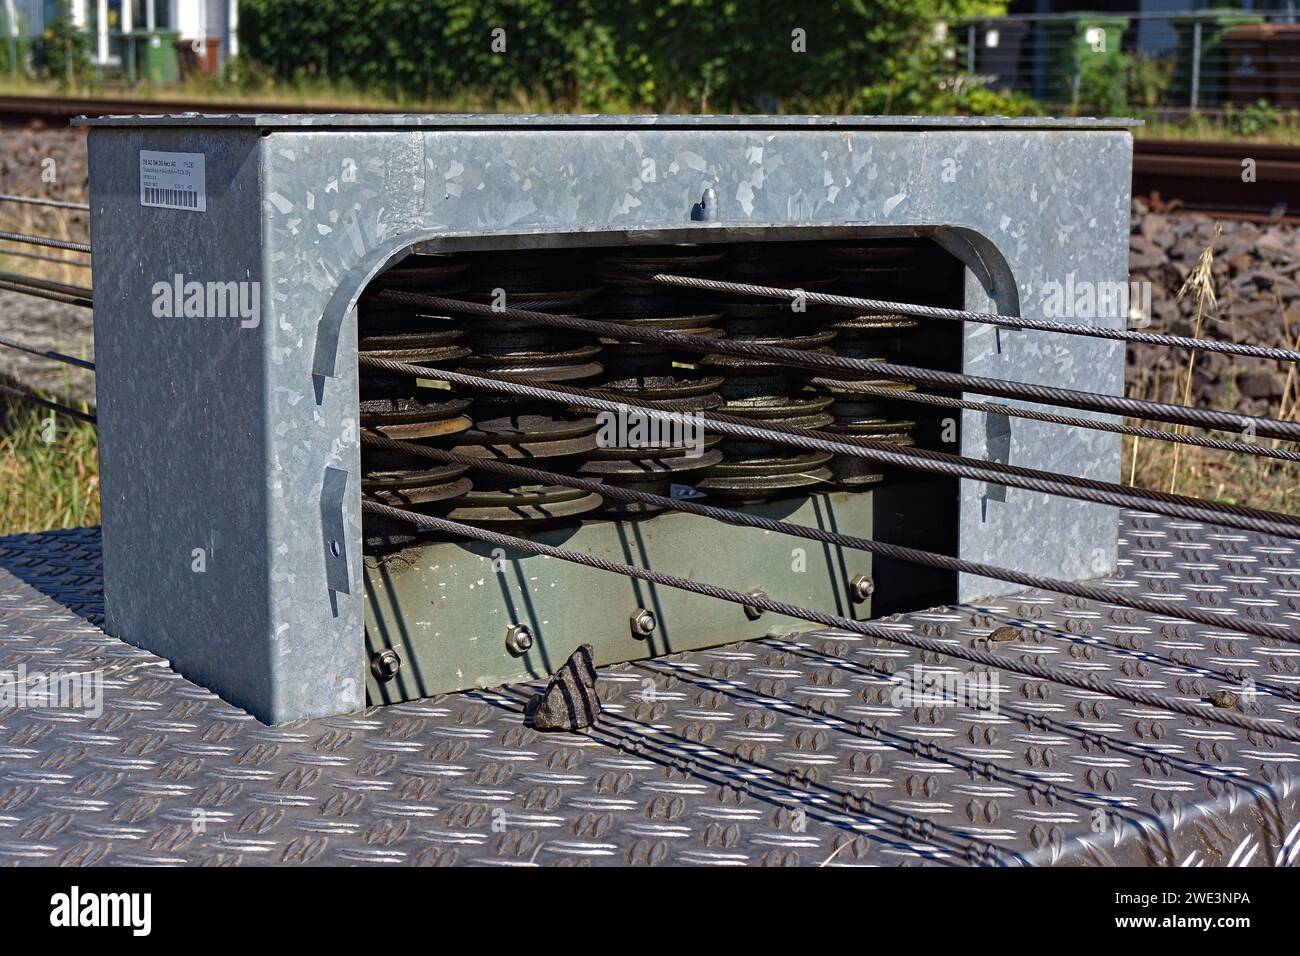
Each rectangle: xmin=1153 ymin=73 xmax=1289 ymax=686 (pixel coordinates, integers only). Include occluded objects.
xmin=7 ymin=0 xmax=1299 ymax=140
xmin=1125 ymin=54 xmax=1175 ymax=111
xmin=1135 ymin=110 xmax=1300 ymax=144
xmin=1226 ymin=99 xmax=1283 ymax=138
xmin=0 ymin=398 xmax=98 ymax=536
xmin=236 ymin=0 xmax=1005 ymax=114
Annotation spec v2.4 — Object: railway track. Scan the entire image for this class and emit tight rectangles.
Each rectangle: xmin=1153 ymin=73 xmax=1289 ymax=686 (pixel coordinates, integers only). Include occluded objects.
xmin=1133 ymin=138 xmax=1300 ymax=222
xmin=0 ymin=91 xmax=400 ymax=124
xmin=2 ymin=93 xmax=1298 ymax=219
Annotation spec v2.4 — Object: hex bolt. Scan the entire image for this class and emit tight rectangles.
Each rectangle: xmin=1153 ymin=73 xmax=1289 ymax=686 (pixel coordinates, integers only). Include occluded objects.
xmin=850 ymin=575 xmax=875 ymax=603
xmin=505 ymin=623 xmax=534 ymax=655
xmin=370 ymin=648 xmax=402 ymax=683
xmin=630 ymin=608 xmax=657 ymax=638
xmin=744 ymin=589 xmax=768 ymax=621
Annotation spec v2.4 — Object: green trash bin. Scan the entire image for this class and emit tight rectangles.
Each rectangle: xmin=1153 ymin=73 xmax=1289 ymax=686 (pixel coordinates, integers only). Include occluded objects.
xmin=1172 ymin=11 xmax=1263 ymax=107
xmin=139 ymin=30 xmax=180 ymax=85
xmin=1041 ymin=15 xmax=1130 ymax=114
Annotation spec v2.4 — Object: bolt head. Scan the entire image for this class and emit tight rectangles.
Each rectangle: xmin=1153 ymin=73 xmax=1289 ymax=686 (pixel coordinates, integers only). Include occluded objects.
xmin=744 ymin=589 xmax=767 ymax=621
xmin=506 ymin=623 xmax=534 ymax=655
xmin=370 ymin=648 xmax=402 ymax=682
xmin=630 ymin=608 xmax=657 ymax=638
xmin=693 ymin=186 xmax=720 ymax=222
xmin=850 ymin=575 xmax=875 ymax=602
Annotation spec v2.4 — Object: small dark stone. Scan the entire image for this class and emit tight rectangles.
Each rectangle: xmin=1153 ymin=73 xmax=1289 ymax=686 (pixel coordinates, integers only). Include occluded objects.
xmin=526 ymin=644 xmax=602 ymax=732
xmin=976 ymin=625 xmax=1023 ymax=649
xmin=1204 ymin=690 xmax=1239 ymax=710
xmin=1236 ymin=370 xmax=1283 ymax=400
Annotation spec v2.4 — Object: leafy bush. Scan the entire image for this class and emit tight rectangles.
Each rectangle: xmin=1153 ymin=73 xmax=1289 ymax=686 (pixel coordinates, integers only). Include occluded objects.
xmin=956 ymin=85 xmax=1042 ymax=116
xmin=35 ymin=1 xmax=91 ymax=85
xmin=1125 ymin=53 xmax=1173 ymax=110
xmin=1227 ymin=99 xmax=1281 ymax=137
xmin=1077 ymin=50 xmax=1126 ymax=116
xmin=237 ymin=0 xmax=1006 ymax=112
xmin=0 ymin=34 xmax=30 ymax=77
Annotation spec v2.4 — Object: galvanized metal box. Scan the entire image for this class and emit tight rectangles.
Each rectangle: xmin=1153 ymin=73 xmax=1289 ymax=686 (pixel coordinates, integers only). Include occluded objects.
xmin=83 ymin=114 xmax=1133 ymax=722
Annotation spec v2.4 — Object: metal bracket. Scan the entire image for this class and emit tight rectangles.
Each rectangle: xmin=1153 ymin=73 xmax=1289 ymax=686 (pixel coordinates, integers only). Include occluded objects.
xmin=983 ymin=409 xmax=1012 ymax=504
xmin=312 ymin=246 xmax=414 ymax=383
xmin=320 ymin=466 xmax=351 ymax=594
xmin=931 ymin=225 xmax=1020 ymax=322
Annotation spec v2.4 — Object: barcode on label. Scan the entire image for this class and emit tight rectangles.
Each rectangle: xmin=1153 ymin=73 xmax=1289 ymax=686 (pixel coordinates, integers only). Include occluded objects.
xmin=143 ymin=186 xmax=199 ymax=208
xmin=138 ymin=150 xmax=206 ymax=212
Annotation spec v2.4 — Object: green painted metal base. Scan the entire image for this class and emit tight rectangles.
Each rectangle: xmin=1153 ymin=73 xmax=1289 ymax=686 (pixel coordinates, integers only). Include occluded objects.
xmin=364 ymin=491 xmax=873 ymax=704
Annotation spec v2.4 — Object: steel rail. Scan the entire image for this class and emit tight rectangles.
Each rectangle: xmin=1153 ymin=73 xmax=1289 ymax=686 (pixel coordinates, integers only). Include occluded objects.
xmin=841 ymin=382 xmax=1300 ymax=463
xmin=361 ymin=430 xmax=1297 ymax=643
xmin=364 ymin=499 xmax=1300 ymax=745
xmin=642 ymin=272 xmax=1300 ymax=364
xmin=0 ymin=193 xmax=90 ymax=212
xmin=371 ymin=290 xmax=1300 ymax=442
xmin=358 ymin=355 xmax=1300 ymax=540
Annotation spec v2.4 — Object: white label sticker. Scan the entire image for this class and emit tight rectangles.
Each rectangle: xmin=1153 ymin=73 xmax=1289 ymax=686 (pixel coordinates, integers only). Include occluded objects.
xmin=139 ymin=150 xmax=206 ymax=212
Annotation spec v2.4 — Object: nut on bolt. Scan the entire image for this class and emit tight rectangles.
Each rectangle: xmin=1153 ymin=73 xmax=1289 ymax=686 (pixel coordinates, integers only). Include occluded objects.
xmin=630 ymin=608 xmax=657 ymax=638
xmin=370 ymin=648 xmax=402 ymax=682
xmin=744 ymin=589 xmax=768 ymax=621
xmin=850 ymin=575 xmax=875 ymax=603
xmin=505 ymin=623 xmax=534 ymax=655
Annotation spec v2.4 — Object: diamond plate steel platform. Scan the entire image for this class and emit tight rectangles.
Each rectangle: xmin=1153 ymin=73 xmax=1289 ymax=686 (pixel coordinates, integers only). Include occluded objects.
xmin=0 ymin=511 xmax=1297 ymax=867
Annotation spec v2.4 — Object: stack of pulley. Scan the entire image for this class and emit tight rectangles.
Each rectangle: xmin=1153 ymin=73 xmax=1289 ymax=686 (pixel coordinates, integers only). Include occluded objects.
xmin=435 ymin=249 xmax=607 ymax=529
xmin=585 ymin=246 xmax=725 ymax=512
xmin=693 ymin=242 xmax=839 ymax=501
xmin=358 ymin=255 xmax=475 ymax=548
xmin=358 ymin=242 xmax=922 ymax=550
xmin=806 ymin=244 xmax=920 ymax=488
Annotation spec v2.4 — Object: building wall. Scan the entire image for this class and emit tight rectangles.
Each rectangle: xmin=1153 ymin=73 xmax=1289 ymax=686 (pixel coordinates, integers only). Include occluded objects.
xmin=8 ymin=0 xmax=50 ymax=38
xmin=7 ymin=0 xmax=235 ymax=68
xmin=170 ymin=0 xmax=235 ymax=63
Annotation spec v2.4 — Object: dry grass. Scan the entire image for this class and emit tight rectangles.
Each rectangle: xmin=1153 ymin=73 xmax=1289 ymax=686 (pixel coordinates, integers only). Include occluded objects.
xmin=1135 ymin=114 xmax=1300 ymax=145
xmin=1124 ymin=225 xmax=1299 ymax=515
xmin=0 ymin=396 xmax=99 ymax=536
xmin=0 ymin=74 xmax=577 ymax=115
xmin=1167 ymin=227 xmax=1218 ymax=494
xmin=2 ymin=74 xmax=1298 ymax=142
xmin=1123 ymin=431 xmax=1300 ymax=513
xmin=0 ymin=203 xmax=90 ymax=288
xmin=1125 ymin=360 xmax=1300 ymax=516
xmin=0 ymin=199 xmax=96 ymax=537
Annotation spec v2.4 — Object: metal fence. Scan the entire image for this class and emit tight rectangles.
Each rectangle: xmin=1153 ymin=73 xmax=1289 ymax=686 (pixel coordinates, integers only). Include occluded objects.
xmin=952 ymin=9 xmax=1300 ymax=113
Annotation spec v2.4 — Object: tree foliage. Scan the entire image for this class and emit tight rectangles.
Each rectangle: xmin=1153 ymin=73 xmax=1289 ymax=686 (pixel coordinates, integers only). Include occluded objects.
xmin=238 ymin=0 xmax=1006 ymax=112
